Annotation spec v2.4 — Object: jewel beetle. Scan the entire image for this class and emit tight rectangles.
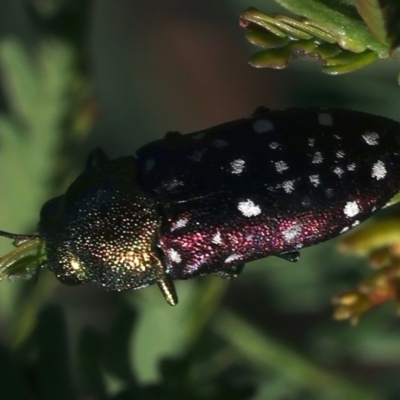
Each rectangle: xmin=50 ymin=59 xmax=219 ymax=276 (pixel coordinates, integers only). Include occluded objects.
xmin=2 ymin=107 xmax=400 ymax=305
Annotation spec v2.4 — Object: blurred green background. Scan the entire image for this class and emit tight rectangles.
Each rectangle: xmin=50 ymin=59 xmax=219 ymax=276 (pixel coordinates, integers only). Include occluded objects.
xmin=1 ymin=0 xmax=400 ymax=399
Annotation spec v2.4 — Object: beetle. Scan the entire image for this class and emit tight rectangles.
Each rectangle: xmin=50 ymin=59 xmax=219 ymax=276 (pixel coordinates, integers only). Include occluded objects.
xmin=1 ymin=107 xmax=400 ymax=305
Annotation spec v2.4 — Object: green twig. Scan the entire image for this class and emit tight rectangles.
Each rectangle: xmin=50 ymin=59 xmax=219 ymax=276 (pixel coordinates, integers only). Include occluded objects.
xmin=213 ymin=311 xmax=379 ymax=400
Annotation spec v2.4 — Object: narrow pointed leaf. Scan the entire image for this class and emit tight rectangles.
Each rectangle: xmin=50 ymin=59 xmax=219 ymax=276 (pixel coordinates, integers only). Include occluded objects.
xmin=245 ymin=30 xmax=289 ymax=48
xmin=356 ymin=0 xmax=400 ymax=49
xmin=323 ymin=50 xmax=378 ymax=74
xmin=249 ymin=46 xmax=291 ymax=69
xmin=275 ymin=0 xmax=387 ymax=54
xmin=355 ymin=0 xmax=390 ymax=44
xmin=241 ymin=9 xmax=286 ymax=38
xmin=313 ymin=43 xmax=342 ymax=59
xmin=275 ymin=14 xmax=336 ymax=43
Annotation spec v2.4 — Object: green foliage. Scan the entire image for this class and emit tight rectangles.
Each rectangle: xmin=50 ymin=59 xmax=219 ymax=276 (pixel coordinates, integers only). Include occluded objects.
xmin=0 ymin=38 xmax=76 ymax=233
xmin=241 ymin=0 xmax=400 ymax=80
xmin=0 ymin=303 xmax=380 ymax=400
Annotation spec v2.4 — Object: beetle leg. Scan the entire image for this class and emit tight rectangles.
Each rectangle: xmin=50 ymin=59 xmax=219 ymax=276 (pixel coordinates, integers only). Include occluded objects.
xmin=157 ymin=275 xmax=178 ymax=305
xmin=214 ymin=262 xmax=245 ymax=280
xmin=276 ymin=251 xmax=300 ymax=262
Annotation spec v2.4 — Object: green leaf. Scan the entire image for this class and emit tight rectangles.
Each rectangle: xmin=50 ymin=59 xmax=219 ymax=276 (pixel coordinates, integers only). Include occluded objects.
xmin=240 ymin=2 xmax=400 ymax=80
xmin=249 ymin=46 xmax=291 ymax=69
xmin=22 ymin=305 xmax=77 ymax=400
xmin=241 ymin=8 xmax=334 ymax=42
xmin=274 ymin=0 xmax=386 ymax=54
xmin=103 ymin=304 xmax=137 ymax=382
xmin=0 ymin=34 xmax=93 ymax=345
xmin=78 ymin=329 xmax=107 ymax=397
xmin=323 ymin=50 xmax=378 ymax=74
xmin=355 ymin=0 xmax=400 ymax=48
xmin=355 ymin=0 xmax=389 ymax=44
xmin=245 ymin=29 xmax=289 ymax=49
xmin=0 ymin=38 xmax=76 ymax=233
xmin=0 ymin=343 xmax=33 ymax=400
xmin=249 ymin=40 xmax=342 ymax=70
xmin=275 ymin=14 xmax=336 ymax=43
xmin=213 ymin=311 xmax=379 ymax=400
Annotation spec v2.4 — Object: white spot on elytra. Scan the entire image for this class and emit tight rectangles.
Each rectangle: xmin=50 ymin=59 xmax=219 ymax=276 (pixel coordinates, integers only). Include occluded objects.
xmin=318 ymin=113 xmax=333 ymax=126
xmin=192 ymin=132 xmax=205 ymax=140
xmin=333 ymin=167 xmax=344 ymax=177
xmin=269 ymin=142 xmax=279 ymax=149
xmin=340 ymin=227 xmax=349 ymax=234
xmin=372 ymin=160 xmax=386 ymax=180
xmin=282 ymin=180 xmax=295 ymax=193
xmin=225 ymin=254 xmax=241 ymax=263
xmin=168 ymin=249 xmax=182 ymax=263
xmin=275 ymin=160 xmax=289 ymax=173
xmin=336 ymin=151 xmax=345 ymax=158
xmin=145 ymin=158 xmax=155 ymax=172
xmin=188 ymin=149 xmax=206 ymax=162
xmin=282 ymin=223 xmax=302 ymax=241
xmin=347 ymin=163 xmax=356 ymax=171
xmin=352 ymin=220 xmax=360 ymax=227
xmin=312 ymin=151 xmax=323 ymax=164
xmin=231 ymin=159 xmax=245 ymax=175
xmin=213 ymin=139 xmax=228 ymax=148
xmin=309 ymin=174 xmax=320 ymax=187
xmin=344 ymin=201 xmax=360 ymax=218
xmin=253 ymin=119 xmax=274 ymax=134
xmin=171 ymin=218 xmax=188 ymax=231
xmin=212 ymin=231 xmax=223 ymax=245
xmin=308 ymin=138 xmax=315 ymax=147
xmin=237 ymin=199 xmax=261 ymax=217
xmin=362 ymin=131 xmax=379 ymax=146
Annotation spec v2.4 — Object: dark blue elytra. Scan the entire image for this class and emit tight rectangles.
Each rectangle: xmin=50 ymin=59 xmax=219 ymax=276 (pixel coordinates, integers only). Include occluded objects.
xmin=35 ymin=107 xmax=400 ymax=304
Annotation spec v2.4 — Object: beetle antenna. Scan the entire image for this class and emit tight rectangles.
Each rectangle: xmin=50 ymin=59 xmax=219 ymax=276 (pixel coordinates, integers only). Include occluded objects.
xmin=0 ymin=230 xmax=40 ymax=246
